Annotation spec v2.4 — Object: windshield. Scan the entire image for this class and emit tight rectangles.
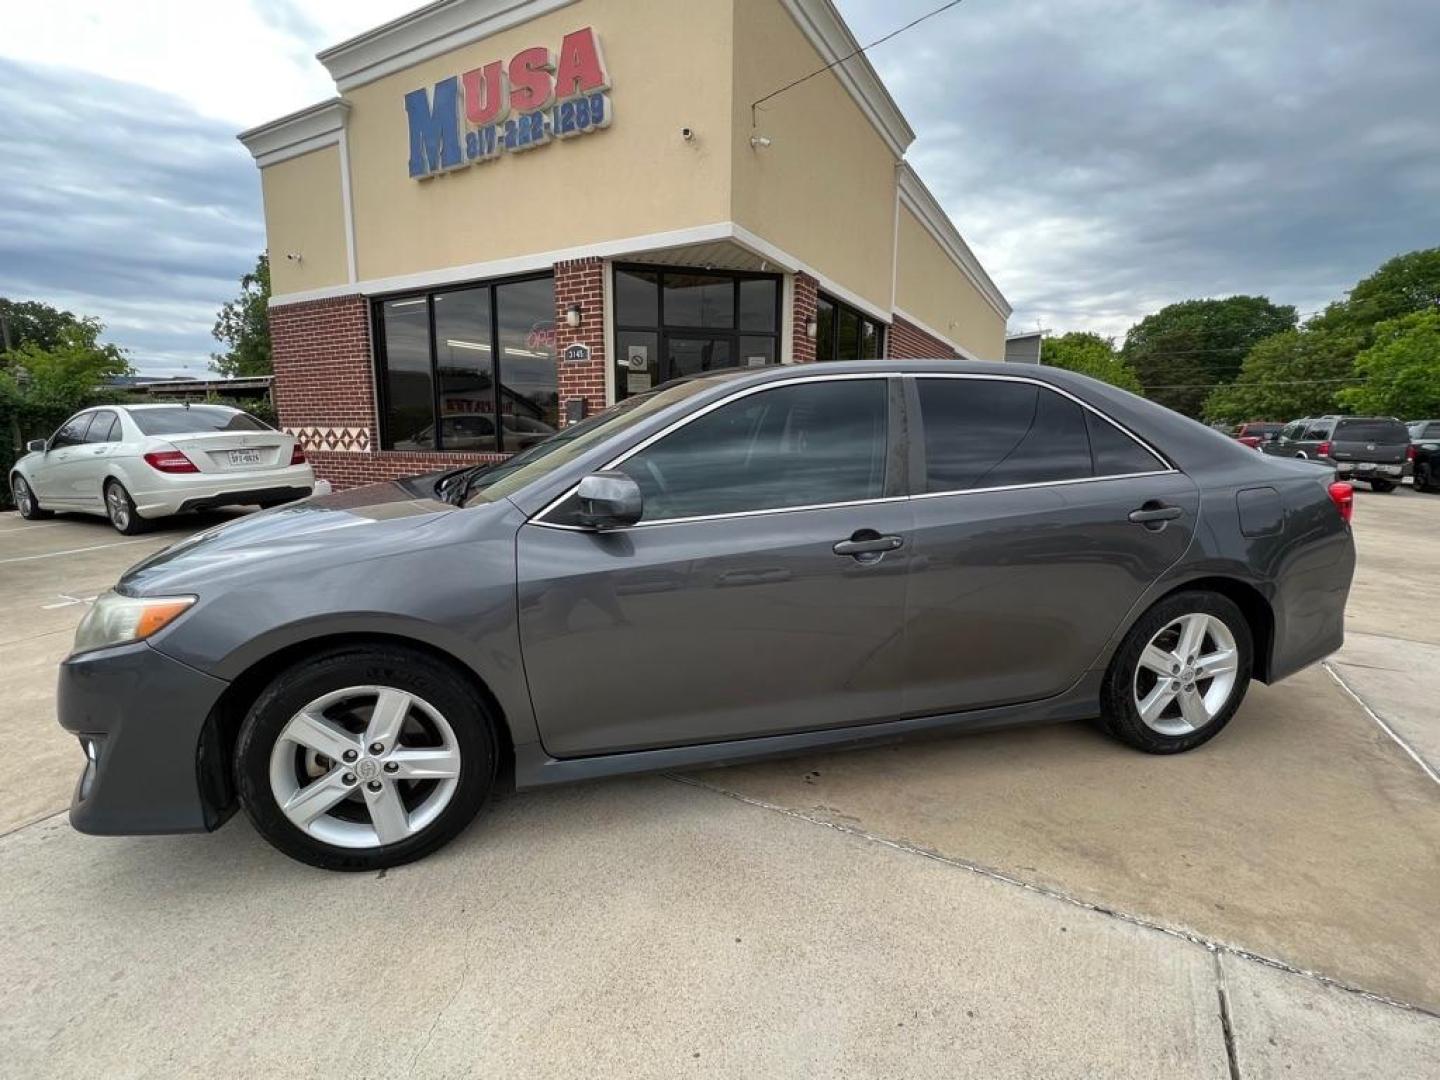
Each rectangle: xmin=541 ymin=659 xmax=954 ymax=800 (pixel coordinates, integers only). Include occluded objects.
xmin=1334 ymin=419 xmax=1408 ymax=443
xmin=130 ymin=406 xmax=270 ymax=435
xmin=460 ymin=378 xmax=720 ymax=505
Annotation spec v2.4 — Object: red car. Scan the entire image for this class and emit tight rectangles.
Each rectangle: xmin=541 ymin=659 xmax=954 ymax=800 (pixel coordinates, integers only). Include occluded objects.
xmin=1234 ymin=421 xmax=1284 ymax=449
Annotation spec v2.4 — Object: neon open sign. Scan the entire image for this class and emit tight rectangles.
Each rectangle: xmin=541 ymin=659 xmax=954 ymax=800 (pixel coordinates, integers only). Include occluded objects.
xmin=404 ymin=26 xmax=611 ymax=179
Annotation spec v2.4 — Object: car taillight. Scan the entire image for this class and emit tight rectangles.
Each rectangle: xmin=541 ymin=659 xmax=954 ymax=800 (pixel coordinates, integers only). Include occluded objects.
xmin=1316 ymin=441 xmax=1332 ymax=458
xmin=1406 ymin=444 xmax=1417 ymax=461
xmin=143 ymin=450 xmax=198 ymax=474
xmin=290 ymin=443 xmax=307 ymax=465
xmin=1328 ymin=481 xmax=1354 ymax=524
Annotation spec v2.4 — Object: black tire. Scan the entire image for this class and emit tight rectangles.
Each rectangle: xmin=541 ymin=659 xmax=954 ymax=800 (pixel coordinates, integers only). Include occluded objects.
xmin=234 ymin=645 xmax=497 ymax=871
xmin=1099 ymin=590 xmax=1253 ymax=754
xmin=103 ymin=479 xmax=148 ymax=534
xmin=1416 ymin=465 xmax=1439 ymax=494
xmin=10 ymin=474 xmax=52 ymax=519
xmin=1369 ymin=479 xmax=1396 ymax=493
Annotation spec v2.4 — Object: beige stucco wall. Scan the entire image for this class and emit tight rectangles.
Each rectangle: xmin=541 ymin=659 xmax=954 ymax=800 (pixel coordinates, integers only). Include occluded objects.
xmin=261 ymin=145 xmax=349 ymax=296
xmin=894 ymin=204 xmax=1006 ymax=360
xmin=728 ymin=0 xmax=898 ymax=316
xmin=340 ymin=0 xmax=735 ymax=283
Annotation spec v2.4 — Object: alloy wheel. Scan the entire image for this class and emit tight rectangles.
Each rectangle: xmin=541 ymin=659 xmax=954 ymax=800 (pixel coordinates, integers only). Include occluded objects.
xmin=268 ymin=685 xmax=462 ymax=849
xmin=1132 ymin=612 xmax=1239 ymax=736
xmin=106 ymin=484 xmax=130 ymax=530
xmin=14 ymin=478 xmax=33 ymax=516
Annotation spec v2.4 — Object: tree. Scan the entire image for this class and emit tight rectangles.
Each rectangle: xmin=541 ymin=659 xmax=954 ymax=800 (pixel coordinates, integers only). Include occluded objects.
xmin=0 ymin=298 xmax=126 ymax=364
xmin=1202 ymin=329 xmax=1362 ymax=424
xmin=1337 ymin=310 xmax=1440 ymax=419
xmin=1310 ymin=247 xmax=1440 ymax=340
xmin=212 ymin=253 xmax=272 ymax=377
xmin=1122 ymin=296 xmax=1297 ymax=418
xmin=1039 ymin=332 xmax=1142 ymax=392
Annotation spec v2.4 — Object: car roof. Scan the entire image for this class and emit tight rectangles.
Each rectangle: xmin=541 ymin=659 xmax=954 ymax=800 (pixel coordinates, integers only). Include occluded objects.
xmin=116 ymin=402 xmax=242 ymax=411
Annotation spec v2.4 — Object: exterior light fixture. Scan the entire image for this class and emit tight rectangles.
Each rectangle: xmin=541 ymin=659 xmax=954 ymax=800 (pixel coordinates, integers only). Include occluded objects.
xmin=749 ymin=135 xmax=772 ymax=149
xmin=805 ymin=318 xmax=818 ymax=339
xmin=565 ymin=303 xmax=583 ymax=328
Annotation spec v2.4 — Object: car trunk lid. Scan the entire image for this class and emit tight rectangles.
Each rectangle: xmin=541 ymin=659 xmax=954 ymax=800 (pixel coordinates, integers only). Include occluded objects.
xmin=160 ymin=432 xmax=293 ymax=473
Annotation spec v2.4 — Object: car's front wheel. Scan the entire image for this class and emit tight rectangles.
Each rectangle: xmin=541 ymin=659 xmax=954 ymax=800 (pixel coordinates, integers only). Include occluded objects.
xmin=104 ymin=479 xmax=147 ymax=534
xmin=11 ymin=475 xmax=51 ymax=520
xmin=1099 ymin=591 xmax=1253 ymax=754
xmin=234 ymin=645 xmax=497 ymax=871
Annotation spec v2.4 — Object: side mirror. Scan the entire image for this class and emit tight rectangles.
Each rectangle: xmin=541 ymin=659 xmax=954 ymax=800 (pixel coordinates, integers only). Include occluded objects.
xmin=576 ymin=471 xmax=642 ymax=530
xmin=26 ymin=439 xmax=46 ymax=453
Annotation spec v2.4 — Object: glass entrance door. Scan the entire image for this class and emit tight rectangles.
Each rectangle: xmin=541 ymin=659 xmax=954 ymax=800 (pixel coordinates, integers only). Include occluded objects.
xmin=665 ymin=335 xmax=732 ymax=380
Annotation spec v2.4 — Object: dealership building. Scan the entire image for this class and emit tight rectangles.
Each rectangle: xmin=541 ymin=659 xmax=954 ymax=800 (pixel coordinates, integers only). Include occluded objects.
xmin=240 ymin=0 xmax=1011 ymax=488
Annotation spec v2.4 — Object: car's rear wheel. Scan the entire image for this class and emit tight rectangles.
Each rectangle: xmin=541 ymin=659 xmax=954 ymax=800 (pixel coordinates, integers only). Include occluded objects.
xmin=11 ymin=475 xmax=51 ymax=520
xmin=1099 ymin=591 xmax=1253 ymax=754
xmin=1369 ymin=479 xmax=1396 ymax=493
xmin=103 ymin=479 xmax=147 ymax=534
xmin=1416 ymin=464 xmax=1438 ymax=493
xmin=234 ymin=645 xmax=496 ymax=871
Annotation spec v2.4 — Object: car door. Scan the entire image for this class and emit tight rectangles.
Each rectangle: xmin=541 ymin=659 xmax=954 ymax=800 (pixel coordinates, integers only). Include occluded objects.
xmin=30 ymin=413 xmax=95 ymax=506
xmin=901 ymin=375 xmax=1199 ymax=716
xmin=516 ymin=375 xmax=912 ymax=757
xmin=68 ymin=409 xmax=121 ymax=509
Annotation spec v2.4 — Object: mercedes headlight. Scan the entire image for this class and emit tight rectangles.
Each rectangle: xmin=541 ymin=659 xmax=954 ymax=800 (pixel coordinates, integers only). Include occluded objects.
xmin=72 ymin=591 xmax=195 ymax=655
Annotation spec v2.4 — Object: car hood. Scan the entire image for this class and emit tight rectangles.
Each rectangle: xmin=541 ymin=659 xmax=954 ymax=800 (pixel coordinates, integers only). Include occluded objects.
xmin=120 ymin=474 xmax=458 ymax=594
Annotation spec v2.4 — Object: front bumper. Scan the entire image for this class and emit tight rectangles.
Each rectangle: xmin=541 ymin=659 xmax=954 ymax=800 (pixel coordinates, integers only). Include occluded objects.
xmin=59 ymin=641 xmax=231 ymax=835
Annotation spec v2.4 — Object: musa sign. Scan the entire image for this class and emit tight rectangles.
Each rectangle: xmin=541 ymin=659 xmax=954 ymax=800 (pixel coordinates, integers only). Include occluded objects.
xmin=405 ymin=26 xmax=612 ymax=179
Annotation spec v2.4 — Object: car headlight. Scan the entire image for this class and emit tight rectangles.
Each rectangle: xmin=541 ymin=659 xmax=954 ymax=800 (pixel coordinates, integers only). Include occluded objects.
xmin=72 ymin=591 xmax=195 ymax=655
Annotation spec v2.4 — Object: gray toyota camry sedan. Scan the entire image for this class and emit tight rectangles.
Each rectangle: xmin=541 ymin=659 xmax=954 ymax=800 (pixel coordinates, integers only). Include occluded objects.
xmin=58 ymin=362 xmax=1356 ymax=870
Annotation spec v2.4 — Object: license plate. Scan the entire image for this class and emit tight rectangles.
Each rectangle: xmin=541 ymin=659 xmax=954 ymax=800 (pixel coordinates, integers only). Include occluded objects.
xmin=227 ymin=449 xmax=262 ymax=466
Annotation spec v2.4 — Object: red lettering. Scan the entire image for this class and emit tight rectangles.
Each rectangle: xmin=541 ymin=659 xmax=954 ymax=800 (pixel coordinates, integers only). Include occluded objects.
xmin=462 ymin=61 xmax=509 ymax=125
xmin=554 ymin=27 xmax=608 ymax=99
xmin=508 ymin=46 xmax=554 ymax=112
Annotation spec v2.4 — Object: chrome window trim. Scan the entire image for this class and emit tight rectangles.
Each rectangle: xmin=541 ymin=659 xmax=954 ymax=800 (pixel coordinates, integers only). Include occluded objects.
xmin=528 ymin=370 xmax=1179 ymax=532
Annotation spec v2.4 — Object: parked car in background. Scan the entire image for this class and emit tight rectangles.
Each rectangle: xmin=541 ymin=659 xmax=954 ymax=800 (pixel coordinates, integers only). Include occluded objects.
xmin=1263 ymin=416 xmax=1411 ymax=491
xmin=1412 ymin=432 xmax=1440 ymax=493
xmin=55 ymin=362 xmax=1356 ymax=870
xmin=9 ymin=404 xmax=316 ymax=533
xmin=1234 ymin=422 xmax=1284 ymax=450
xmin=1407 ymin=420 xmax=1440 ymax=442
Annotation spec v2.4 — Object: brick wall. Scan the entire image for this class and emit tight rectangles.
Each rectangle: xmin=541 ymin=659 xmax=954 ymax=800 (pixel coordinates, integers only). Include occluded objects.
xmin=791 ymin=272 xmax=818 ymax=364
xmin=272 ymin=293 xmax=503 ymax=489
xmin=888 ymin=314 xmax=962 ymax=360
xmin=554 ymin=257 xmax=607 ymax=423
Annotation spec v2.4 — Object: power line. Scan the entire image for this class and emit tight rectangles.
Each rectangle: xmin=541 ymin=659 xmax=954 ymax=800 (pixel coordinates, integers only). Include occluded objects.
xmin=1140 ymin=377 xmax=1367 ymax=391
xmin=751 ymin=0 xmax=966 ymax=123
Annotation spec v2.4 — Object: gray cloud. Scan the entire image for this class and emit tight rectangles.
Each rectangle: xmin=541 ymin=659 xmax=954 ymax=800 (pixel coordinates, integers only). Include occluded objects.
xmin=0 ymin=58 xmax=264 ymax=374
xmin=838 ymin=0 xmax=1440 ymax=339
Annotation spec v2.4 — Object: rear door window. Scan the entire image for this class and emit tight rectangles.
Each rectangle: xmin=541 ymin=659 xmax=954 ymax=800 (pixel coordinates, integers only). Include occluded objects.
xmin=917 ymin=378 xmax=1161 ymax=493
xmin=82 ymin=411 xmax=119 ymax=443
xmin=1334 ymin=419 xmax=1409 ymax=443
xmin=130 ymin=406 xmax=269 ymax=435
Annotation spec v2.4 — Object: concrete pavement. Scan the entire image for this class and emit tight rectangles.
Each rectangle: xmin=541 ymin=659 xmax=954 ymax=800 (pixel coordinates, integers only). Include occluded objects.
xmin=0 ymin=488 xmax=1437 ymax=1077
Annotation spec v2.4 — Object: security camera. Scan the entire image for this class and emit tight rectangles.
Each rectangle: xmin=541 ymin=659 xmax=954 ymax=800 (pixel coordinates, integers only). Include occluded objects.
xmin=284 ymin=252 xmax=303 ymax=263
xmin=680 ymin=127 xmax=695 ymax=142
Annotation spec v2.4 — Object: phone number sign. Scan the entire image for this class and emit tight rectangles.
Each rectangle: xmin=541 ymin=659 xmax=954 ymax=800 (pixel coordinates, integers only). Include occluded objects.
xmin=404 ymin=26 xmax=612 ymax=179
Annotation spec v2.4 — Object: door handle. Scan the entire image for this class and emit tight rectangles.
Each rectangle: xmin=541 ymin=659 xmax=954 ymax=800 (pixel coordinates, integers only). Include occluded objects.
xmin=833 ymin=533 xmax=904 ymax=557
xmin=1128 ymin=503 xmax=1183 ymax=526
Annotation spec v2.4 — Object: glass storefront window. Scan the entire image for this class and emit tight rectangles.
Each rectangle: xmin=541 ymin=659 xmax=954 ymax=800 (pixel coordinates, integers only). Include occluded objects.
xmin=376 ymin=273 xmax=555 ymax=453
xmin=614 ymin=268 xmax=659 ymax=326
xmin=495 ymin=277 xmax=559 ymax=451
xmin=815 ymin=291 xmax=886 ymax=362
xmin=381 ymin=297 xmax=435 ymax=450
xmin=663 ymin=272 xmax=734 ymax=328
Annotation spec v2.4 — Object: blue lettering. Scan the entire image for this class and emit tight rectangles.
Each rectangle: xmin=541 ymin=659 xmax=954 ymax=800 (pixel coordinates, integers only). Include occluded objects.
xmin=405 ymin=77 xmax=463 ymax=178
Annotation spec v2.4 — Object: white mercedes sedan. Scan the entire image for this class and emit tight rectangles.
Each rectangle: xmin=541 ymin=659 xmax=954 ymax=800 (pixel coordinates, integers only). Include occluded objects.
xmin=9 ymin=404 xmax=318 ymax=533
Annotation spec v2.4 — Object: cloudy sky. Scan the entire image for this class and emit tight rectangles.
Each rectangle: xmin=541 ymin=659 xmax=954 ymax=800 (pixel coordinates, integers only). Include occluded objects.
xmin=1 ymin=0 xmax=1436 ymax=374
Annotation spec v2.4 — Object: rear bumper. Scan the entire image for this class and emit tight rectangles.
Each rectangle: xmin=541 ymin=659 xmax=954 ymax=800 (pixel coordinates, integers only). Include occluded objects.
xmin=132 ymin=464 xmax=315 ymax=517
xmin=176 ymin=486 xmax=311 ymax=513
xmin=58 ymin=641 xmax=231 ymax=835
xmin=1327 ymin=460 xmax=1406 ymax=480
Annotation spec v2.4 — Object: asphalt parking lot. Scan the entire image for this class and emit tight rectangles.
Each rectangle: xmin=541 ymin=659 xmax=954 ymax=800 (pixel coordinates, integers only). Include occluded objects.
xmin=1 ymin=491 xmax=1437 ymax=1078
